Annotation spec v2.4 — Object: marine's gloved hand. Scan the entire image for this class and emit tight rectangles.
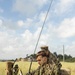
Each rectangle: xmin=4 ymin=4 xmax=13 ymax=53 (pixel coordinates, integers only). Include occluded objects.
xmin=26 ymin=72 xmax=32 ymax=75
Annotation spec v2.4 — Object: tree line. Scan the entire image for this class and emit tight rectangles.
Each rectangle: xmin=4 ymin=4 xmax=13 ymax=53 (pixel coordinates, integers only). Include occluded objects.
xmin=26 ymin=52 xmax=75 ymax=62
xmin=53 ymin=52 xmax=75 ymax=62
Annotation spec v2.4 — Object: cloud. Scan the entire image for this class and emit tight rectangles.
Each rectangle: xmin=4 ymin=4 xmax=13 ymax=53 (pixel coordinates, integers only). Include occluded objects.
xmin=65 ymin=42 xmax=75 ymax=57
xmin=56 ymin=17 xmax=75 ymax=38
xmin=0 ymin=8 xmax=4 ymax=13
xmin=22 ymin=29 xmax=33 ymax=43
xmin=0 ymin=18 xmax=22 ymax=32
xmin=23 ymin=18 xmax=33 ymax=27
xmin=1 ymin=0 xmax=75 ymax=59
xmin=0 ymin=26 xmax=49 ymax=59
xmin=17 ymin=18 xmax=34 ymax=29
xmin=0 ymin=31 xmax=25 ymax=59
xmin=38 ymin=11 xmax=47 ymax=22
xmin=0 ymin=11 xmax=48 ymax=33
xmin=17 ymin=11 xmax=48 ymax=28
xmin=0 ymin=9 xmax=50 ymax=32
xmin=12 ymin=0 xmax=48 ymax=16
xmin=0 ymin=16 xmax=75 ymax=59
xmin=0 ymin=31 xmax=15 ymax=56
xmin=54 ymin=0 xmax=75 ymax=14
xmin=2 ymin=19 xmax=17 ymax=30
xmin=17 ymin=20 xmax=24 ymax=27
xmin=0 ymin=19 xmax=3 ymax=26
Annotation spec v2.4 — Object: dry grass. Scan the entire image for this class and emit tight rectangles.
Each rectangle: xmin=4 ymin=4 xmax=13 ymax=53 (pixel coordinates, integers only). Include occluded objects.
xmin=0 ymin=62 xmax=6 ymax=75
xmin=0 ymin=61 xmax=75 ymax=75
xmin=61 ymin=62 xmax=75 ymax=75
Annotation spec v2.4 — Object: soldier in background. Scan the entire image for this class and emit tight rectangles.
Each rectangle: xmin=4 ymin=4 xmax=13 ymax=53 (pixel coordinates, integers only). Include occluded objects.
xmin=13 ymin=64 xmax=23 ymax=75
xmin=5 ymin=62 xmax=14 ymax=75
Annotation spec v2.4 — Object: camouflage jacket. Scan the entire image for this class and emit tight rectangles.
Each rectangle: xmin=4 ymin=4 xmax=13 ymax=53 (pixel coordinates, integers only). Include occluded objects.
xmin=30 ymin=63 xmax=59 ymax=75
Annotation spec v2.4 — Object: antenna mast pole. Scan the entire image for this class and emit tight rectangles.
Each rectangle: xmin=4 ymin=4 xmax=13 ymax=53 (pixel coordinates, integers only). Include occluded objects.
xmin=28 ymin=0 xmax=54 ymax=74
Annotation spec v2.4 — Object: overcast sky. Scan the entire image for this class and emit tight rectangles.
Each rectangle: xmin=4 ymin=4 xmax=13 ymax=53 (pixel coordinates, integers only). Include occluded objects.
xmin=0 ymin=0 xmax=75 ymax=59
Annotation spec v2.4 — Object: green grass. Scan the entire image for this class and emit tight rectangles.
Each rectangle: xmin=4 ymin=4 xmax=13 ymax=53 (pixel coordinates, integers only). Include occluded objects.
xmin=0 ymin=61 xmax=75 ymax=75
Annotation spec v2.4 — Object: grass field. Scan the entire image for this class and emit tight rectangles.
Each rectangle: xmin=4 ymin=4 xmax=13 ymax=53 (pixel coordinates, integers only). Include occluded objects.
xmin=0 ymin=61 xmax=75 ymax=75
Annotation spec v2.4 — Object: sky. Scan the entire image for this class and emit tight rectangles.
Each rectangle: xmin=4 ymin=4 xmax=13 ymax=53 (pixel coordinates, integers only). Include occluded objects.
xmin=0 ymin=0 xmax=75 ymax=59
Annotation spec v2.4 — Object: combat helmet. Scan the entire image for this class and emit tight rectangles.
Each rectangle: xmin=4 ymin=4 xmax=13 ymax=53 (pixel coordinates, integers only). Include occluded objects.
xmin=40 ymin=46 xmax=50 ymax=57
xmin=40 ymin=46 xmax=48 ymax=51
xmin=36 ymin=51 xmax=48 ymax=58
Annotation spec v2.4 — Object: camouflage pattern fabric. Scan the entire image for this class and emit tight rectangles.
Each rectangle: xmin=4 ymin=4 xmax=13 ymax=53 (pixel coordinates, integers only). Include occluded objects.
xmin=48 ymin=52 xmax=62 ymax=75
xmin=48 ymin=53 xmax=62 ymax=75
xmin=31 ymin=63 xmax=58 ymax=75
xmin=41 ymin=46 xmax=61 ymax=65
xmin=26 ymin=46 xmax=62 ymax=75
xmin=40 ymin=46 xmax=62 ymax=75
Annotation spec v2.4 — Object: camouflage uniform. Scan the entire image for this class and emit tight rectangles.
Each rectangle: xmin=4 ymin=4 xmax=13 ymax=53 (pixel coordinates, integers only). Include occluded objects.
xmin=27 ymin=48 xmax=60 ymax=75
xmin=30 ymin=63 xmax=57 ymax=75
xmin=40 ymin=46 xmax=62 ymax=75
xmin=26 ymin=46 xmax=62 ymax=75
